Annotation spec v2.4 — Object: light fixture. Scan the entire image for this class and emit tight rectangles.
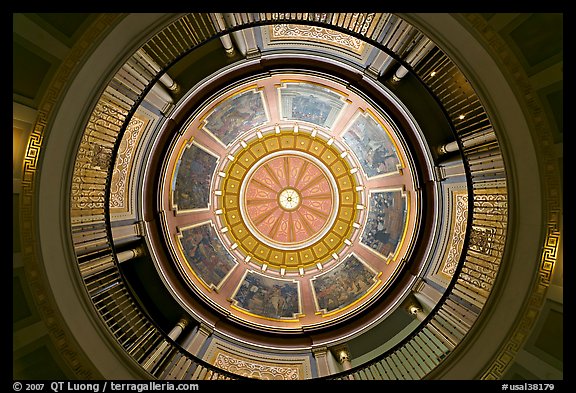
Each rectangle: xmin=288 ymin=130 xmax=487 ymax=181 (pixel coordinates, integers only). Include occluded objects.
xmin=338 ymin=350 xmax=350 ymax=363
xmin=409 ymin=305 xmax=421 ymax=315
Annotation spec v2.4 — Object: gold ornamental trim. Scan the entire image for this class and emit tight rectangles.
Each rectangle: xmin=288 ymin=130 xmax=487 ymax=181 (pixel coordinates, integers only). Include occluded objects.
xmin=459 ymin=13 xmax=562 ymax=380
xmin=19 ymin=13 xmax=123 ymax=379
xmin=216 ymin=128 xmax=360 ymax=271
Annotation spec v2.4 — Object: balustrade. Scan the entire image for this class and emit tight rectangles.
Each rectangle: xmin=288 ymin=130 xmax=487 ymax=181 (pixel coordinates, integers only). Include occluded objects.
xmin=68 ymin=13 xmax=508 ymax=380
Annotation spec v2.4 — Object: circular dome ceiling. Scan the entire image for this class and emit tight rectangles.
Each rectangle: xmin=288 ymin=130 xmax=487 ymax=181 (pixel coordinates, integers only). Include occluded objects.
xmin=156 ymin=71 xmax=422 ymax=333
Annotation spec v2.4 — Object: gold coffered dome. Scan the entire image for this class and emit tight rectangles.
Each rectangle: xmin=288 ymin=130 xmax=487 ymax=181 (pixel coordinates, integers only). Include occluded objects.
xmin=159 ymin=71 xmax=419 ymax=331
xmin=217 ymin=130 xmax=359 ymax=270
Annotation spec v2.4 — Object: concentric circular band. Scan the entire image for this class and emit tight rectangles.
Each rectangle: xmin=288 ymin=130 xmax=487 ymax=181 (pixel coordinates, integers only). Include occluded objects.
xmin=239 ymin=150 xmax=340 ymax=251
xmin=216 ymin=129 xmax=361 ymax=271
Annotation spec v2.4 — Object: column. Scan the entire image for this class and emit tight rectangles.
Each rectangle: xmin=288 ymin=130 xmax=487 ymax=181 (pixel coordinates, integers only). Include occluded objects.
xmin=311 ymin=346 xmax=332 ymax=377
xmin=79 ymin=245 xmax=144 ymax=277
xmin=436 ymin=140 xmax=466 ymax=180
xmin=439 ymin=130 xmax=497 ymax=157
xmin=145 ymin=83 xmax=174 ymax=114
xmin=183 ymin=323 xmax=213 ymax=356
xmin=461 ymin=129 xmax=497 ymax=150
xmin=378 ymin=20 xmax=415 ymax=76
xmin=392 ymin=38 xmax=436 ymax=82
xmin=111 ymin=222 xmax=143 ymax=243
xmin=223 ymin=13 xmax=248 ymax=57
xmin=413 ymin=281 xmax=442 ymax=311
xmin=135 ymin=48 xmax=180 ymax=93
xmin=242 ymin=25 xmax=261 ymax=59
xmin=168 ymin=317 xmax=189 ymax=341
xmin=437 ymin=140 xmax=460 ymax=156
xmin=116 ymin=245 xmax=145 ymax=263
xmin=149 ymin=83 xmax=173 ymax=104
xmin=212 ymin=13 xmax=236 ymax=57
xmin=365 ymin=15 xmax=399 ymax=78
xmin=142 ymin=317 xmax=189 ymax=372
xmin=407 ymin=292 xmax=458 ymax=351
xmin=407 ymin=301 xmax=457 ymax=349
xmin=331 ymin=345 xmax=352 ymax=371
xmin=163 ymin=322 xmax=212 ymax=380
xmin=365 ymin=49 xmax=392 ymax=78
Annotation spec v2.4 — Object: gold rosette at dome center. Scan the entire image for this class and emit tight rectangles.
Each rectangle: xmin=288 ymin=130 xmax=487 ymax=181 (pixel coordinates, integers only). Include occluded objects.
xmin=217 ymin=130 xmax=359 ymax=271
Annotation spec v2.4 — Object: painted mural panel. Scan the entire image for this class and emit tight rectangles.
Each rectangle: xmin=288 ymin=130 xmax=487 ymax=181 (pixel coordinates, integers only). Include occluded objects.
xmin=342 ymin=112 xmax=401 ymax=177
xmin=179 ymin=223 xmax=236 ymax=289
xmin=173 ymin=144 xmax=218 ymax=211
xmin=361 ymin=190 xmax=407 ymax=259
xmin=232 ymin=271 xmax=300 ymax=320
xmin=279 ymin=82 xmax=345 ymax=129
xmin=204 ymin=89 xmax=268 ymax=146
xmin=312 ymin=254 xmax=378 ymax=313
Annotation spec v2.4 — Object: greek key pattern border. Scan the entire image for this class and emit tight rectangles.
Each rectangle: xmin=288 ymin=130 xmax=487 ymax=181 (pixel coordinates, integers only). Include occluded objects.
xmin=17 ymin=12 xmax=562 ymax=380
xmin=460 ymin=13 xmax=562 ymax=380
xmin=19 ymin=13 xmax=123 ymax=379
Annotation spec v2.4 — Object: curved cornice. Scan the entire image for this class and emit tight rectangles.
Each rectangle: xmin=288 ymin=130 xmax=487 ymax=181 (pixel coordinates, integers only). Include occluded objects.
xmin=402 ymin=13 xmax=562 ymax=380
xmin=17 ymin=12 xmax=561 ymax=380
xmin=459 ymin=13 xmax=562 ymax=380
xmin=19 ymin=13 xmax=123 ymax=380
xmin=20 ymin=13 xmax=180 ymax=380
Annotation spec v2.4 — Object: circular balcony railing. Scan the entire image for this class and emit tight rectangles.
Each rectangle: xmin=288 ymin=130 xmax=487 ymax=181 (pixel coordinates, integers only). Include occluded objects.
xmin=69 ymin=13 xmax=507 ymax=380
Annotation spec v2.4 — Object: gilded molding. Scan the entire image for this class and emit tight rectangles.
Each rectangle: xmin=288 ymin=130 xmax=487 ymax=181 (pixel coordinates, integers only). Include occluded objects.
xmin=214 ymin=352 xmax=301 ymax=380
xmin=110 ymin=114 xmax=148 ymax=214
xmin=440 ymin=190 xmax=467 ymax=278
xmin=204 ymin=338 xmax=311 ymax=379
xmin=18 ymin=13 xmax=123 ymax=379
xmin=271 ymin=23 xmax=366 ymax=53
xmin=459 ymin=13 xmax=562 ymax=380
xmin=268 ymin=13 xmax=377 ymax=55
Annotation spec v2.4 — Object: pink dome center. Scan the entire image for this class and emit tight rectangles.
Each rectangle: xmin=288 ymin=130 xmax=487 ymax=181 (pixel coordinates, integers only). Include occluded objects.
xmin=244 ymin=154 xmax=334 ymax=246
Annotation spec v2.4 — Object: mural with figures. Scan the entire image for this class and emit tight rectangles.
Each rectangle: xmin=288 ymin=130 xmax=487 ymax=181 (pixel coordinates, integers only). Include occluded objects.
xmin=312 ymin=254 xmax=378 ymax=313
xmin=361 ymin=190 xmax=407 ymax=259
xmin=178 ymin=223 xmax=236 ymax=289
xmin=279 ymin=82 xmax=346 ymax=129
xmin=342 ymin=112 xmax=401 ymax=177
xmin=232 ymin=272 xmax=301 ymax=320
xmin=203 ymin=89 xmax=268 ymax=146
xmin=173 ymin=144 xmax=218 ymax=211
